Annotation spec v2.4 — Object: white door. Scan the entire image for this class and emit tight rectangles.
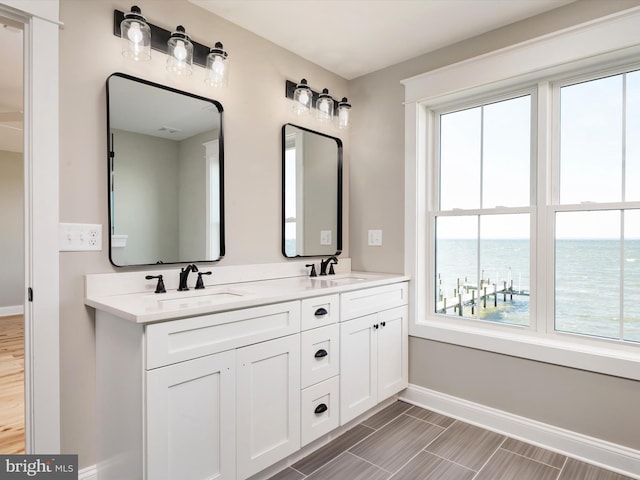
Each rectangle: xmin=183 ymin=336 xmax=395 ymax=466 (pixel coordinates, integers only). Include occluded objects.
xmin=340 ymin=314 xmax=378 ymax=425
xmin=377 ymin=306 xmax=408 ymax=401
xmin=236 ymin=334 xmax=301 ymax=480
xmin=146 ymin=350 xmax=236 ymax=480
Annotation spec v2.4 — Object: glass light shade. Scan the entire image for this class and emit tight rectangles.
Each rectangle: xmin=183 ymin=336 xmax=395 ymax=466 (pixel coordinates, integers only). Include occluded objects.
xmin=316 ymin=88 xmax=334 ymax=123
xmin=121 ymin=6 xmax=151 ymax=61
xmin=166 ymin=25 xmax=193 ymax=76
xmin=336 ymin=97 xmax=351 ymax=129
xmin=205 ymin=42 xmax=229 ymax=87
xmin=292 ymin=79 xmax=312 ymax=116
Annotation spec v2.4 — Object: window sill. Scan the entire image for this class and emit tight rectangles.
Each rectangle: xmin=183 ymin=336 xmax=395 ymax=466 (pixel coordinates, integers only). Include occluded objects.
xmin=410 ymin=319 xmax=640 ymax=381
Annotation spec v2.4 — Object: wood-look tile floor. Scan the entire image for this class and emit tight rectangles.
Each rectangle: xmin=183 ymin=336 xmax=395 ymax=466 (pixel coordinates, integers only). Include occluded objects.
xmin=268 ymin=401 xmax=635 ymax=480
xmin=0 ymin=315 xmax=25 ymax=454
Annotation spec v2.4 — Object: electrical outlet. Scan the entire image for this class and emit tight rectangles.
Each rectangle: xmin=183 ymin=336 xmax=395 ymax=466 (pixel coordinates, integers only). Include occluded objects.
xmin=320 ymin=230 xmax=332 ymax=245
xmin=368 ymin=229 xmax=383 ymax=246
xmin=59 ymin=223 xmax=103 ymax=251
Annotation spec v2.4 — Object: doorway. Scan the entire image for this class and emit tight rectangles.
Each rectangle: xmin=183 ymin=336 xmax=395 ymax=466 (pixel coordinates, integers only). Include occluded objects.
xmin=0 ymin=16 xmax=24 ymax=454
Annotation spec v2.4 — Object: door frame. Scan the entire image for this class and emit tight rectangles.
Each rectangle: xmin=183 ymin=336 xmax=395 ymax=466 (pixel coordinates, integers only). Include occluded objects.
xmin=0 ymin=0 xmax=60 ymax=453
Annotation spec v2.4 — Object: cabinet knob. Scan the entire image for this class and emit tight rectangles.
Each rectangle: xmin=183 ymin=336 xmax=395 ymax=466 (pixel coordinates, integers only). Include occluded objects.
xmin=314 ymin=349 xmax=328 ymax=358
xmin=314 ymin=307 xmax=328 ymax=317
xmin=314 ymin=403 xmax=328 ymax=415
xmin=373 ymin=324 xmax=379 ymax=330
xmin=381 ymin=321 xmax=386 ymax=328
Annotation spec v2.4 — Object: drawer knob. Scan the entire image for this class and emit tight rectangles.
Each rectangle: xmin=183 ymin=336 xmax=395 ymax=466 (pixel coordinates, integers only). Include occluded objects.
xmin=314 ymin=307 xmax=328 ymax=317
xmin=314 ymin=403 xmax=328 ymax=415
xmin=314 ymin=349 xmax=328 ymax=358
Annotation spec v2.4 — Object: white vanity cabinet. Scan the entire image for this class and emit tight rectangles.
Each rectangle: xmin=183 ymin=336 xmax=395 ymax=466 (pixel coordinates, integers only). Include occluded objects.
xmin=236 ymin=334 xmax=301 ymax=480
xmin=96 ymin=301 xmax=300 ymax=480
xmin=299 ymin=295 xmax=341 ymax=447
xmin=146 ymin=350 xmax=236 ymax=480
xmin=339 ymin=283 xmax=409 ymax=425
xmin=91 ymin=270 xmax=409 ymax=480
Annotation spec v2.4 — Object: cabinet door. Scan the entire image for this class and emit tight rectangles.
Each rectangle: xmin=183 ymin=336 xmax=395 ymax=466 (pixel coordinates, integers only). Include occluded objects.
xmin=236 ymin=334 xmax=301 ymax=480
xmin=377 ymin=305 xmax=408 ymax=401
xmin=339 ymin=314 xmax=378 ymax=425
xmin=146 ymin=350 xmax=235 ymax=480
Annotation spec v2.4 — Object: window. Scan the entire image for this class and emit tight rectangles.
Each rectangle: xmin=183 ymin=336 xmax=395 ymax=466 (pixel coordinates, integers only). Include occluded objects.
xmin=428 ymin=67 xmax=640 ymax=347
xmin=435 ymin=95 xmax=532 ymax=327
xmin=554 ymin=71 xmax=640 ymax=343
xmin=404 ymin=11 xmax=640 ymax=378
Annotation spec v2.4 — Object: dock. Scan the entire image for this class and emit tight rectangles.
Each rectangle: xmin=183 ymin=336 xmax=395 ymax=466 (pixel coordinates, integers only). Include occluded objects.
xmin=436 ymin=274 xmax=528 ymax=316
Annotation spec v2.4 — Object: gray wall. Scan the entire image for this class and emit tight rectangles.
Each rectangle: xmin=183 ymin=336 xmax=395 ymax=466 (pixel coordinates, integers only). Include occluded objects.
xmin=59 ymin=0 xmax=348 ymax=468
xmin=112 ymin=129 xmax=180 ymax=264
xmin=178 ymin=129 xmax=217 ymax=261
xmin=349 ymin=0 xmax=640 ymax=453
xmin=0 ymin=150 xmax=23 ymax=309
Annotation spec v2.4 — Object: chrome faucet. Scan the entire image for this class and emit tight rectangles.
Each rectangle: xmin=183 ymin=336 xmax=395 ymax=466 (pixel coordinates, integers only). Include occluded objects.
xmin=178 ymin=264 xmax=198 ymax=291
xmin=319 ymin=256 xmax=338 ymax=276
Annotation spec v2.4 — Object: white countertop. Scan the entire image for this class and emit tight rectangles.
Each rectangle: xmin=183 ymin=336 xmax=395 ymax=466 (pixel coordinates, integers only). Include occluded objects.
xmin=85 ymin=271 xmax=409 ymax=324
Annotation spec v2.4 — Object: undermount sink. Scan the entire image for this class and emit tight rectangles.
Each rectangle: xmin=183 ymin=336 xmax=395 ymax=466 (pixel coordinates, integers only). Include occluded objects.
xmin=311 ymin=275 xmax=370 ymax=285
xmin=148 ymin=287 xmax=249 ymax=308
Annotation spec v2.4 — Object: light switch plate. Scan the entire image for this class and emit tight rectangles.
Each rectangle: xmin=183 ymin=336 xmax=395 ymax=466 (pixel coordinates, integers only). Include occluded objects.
xmin=59 ymin=223 xmax=102 ymax=251
xmin=320 ymin=230 xmax=332 ymax=245
xmin=368 ymin=229 xmax=383 ymax=246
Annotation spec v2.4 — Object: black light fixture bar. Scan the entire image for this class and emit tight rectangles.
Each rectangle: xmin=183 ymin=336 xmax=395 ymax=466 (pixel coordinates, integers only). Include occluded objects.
xmin=285 ymin=79 xmax=339 ymax=111
xmin=114 ymin=9 xmax=211 ymax=68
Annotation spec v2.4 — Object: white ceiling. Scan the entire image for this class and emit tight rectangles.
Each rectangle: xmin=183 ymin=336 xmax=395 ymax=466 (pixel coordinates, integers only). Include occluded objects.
xmin=190 ymin=0 xmax=576 ymax=80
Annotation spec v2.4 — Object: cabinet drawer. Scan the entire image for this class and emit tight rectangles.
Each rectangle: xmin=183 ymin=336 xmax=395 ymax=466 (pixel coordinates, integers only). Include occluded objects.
xmin=146 ymin=301 xmax=300 ymax=369
xmin=301 ymin=324 xmax=339 ymax=388
xmin=301 ymin=294 xmax=340 ymax=331
xmin=341 ymin=282 xmax=408 ymax=321
xmin=301 ymin=376 xmax=340 ymax=447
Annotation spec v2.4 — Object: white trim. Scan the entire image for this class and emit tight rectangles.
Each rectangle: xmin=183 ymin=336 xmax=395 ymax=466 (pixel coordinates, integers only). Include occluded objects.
xmin=0 ymin=305 xmax=24 ymax=317
xmin=401 ymin=384 xmax=640 ymax=479
xmin=1 ymin=0 xmax=61 ymax=454
xmin=402 ymin=7 xmax=640 ymax=104
xmin=403 ymin=6 xmax=640 ymax=380
xmin=78 ymin=464 xmax=97 ymax=480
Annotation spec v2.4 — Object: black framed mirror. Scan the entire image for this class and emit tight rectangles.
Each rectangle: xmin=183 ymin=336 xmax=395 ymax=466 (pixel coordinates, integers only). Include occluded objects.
xmin=282 ymin=124 xmax=342 ymax=258
xmin=106 ymin=73 xmax=225 ymax=267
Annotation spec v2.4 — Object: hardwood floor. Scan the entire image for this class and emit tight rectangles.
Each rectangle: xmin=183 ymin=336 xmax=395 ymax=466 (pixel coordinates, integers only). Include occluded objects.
xmin=0 ymin=314 xmax=25 ymax=454
xmin=269 ymin=401 xmax=635 ymax=480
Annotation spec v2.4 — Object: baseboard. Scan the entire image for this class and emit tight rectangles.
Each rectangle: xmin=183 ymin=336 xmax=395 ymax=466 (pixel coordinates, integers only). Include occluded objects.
xmin=401 ymin=384 xmax=640 ymax=479
xmin=0 ymin=305 xmax=23 ymax=317
xmin=78 ymin=464 xmax=97 ymax=480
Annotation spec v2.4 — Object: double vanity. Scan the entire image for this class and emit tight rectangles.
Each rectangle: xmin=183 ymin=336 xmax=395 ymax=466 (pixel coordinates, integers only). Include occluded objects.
xmin=86 ymin=261 xmax=409 ymax=480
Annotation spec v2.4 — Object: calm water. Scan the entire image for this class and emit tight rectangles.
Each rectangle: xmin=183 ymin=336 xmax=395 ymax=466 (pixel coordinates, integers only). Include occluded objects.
xmin=436 ymin=239 xmax=640 ymax=343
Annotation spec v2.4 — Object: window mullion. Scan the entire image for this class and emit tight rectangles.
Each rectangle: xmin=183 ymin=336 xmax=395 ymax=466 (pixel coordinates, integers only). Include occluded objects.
xmin=537 ymin=81 xmax=553 ymax=335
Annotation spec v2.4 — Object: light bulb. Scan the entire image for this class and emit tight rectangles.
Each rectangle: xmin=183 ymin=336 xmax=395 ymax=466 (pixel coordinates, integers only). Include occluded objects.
xmin=211 ymin=56 xmax=225 ymax=76
xmin=339 ymin=109 xmax=349 ymax=127
xmin=174 ymin=40 xmax=187 ymax=61
xmin=127 ymin=22 xmax=143 ymax=44
xmin=299 ymin=91 xmax=310 ymax=106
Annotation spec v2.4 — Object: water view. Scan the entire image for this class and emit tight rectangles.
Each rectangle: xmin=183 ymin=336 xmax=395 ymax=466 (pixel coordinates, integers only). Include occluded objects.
xmin=435 ymin=239 xmax=640 ymax=343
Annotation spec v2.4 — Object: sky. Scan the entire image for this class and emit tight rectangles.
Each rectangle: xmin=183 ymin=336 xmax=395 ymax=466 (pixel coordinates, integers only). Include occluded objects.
xmin=437 ymin=69 xmax=640 ymax=240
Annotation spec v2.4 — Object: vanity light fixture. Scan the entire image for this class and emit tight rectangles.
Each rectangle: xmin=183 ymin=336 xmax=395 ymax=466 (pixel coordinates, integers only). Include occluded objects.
xmin=120 ymin=5 xmax=151 ymax=61
xmin=291 ymin=79 xmax=313 ymax=116
xmin=316 ymin=88 xmax=334 ymax=123
xmin=205 ymin=42 xmax=229 ymax=87
xmin=285 ymin=79 xmax=351 ymax=128
xmin=166 ymin=25 xmax=194 ymax=76
xmin=114 ymin=8 xmax=229 ymax=87
xmin=336 ymin=97 xmax=351 ymax=129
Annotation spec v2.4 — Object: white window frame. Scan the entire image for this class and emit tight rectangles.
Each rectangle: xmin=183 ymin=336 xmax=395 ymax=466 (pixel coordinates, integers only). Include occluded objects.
xmin=403 ymin=7 xmax=640 ymax=381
